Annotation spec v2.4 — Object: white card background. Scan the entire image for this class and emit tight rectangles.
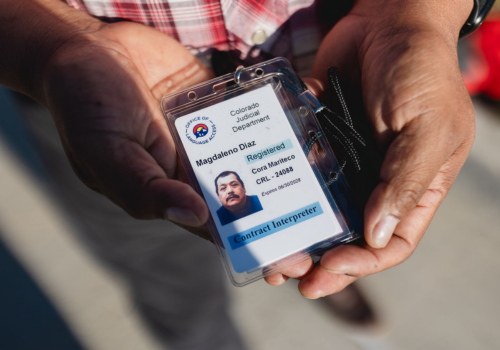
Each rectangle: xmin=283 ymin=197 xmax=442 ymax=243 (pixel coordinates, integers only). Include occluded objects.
xmin=175 ymin=84 xmax=343 ymax=272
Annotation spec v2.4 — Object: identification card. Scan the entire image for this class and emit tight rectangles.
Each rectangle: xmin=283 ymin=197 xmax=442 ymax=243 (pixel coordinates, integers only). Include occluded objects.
xmin=162 ymin=58 xmax=360 ymax=286
xmin=175 ymin=84 xmax=342 ymax=273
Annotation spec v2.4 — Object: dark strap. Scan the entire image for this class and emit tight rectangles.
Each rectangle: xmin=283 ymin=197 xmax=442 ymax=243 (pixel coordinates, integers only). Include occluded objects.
xmin=321 ymin=68 xmax=382 ymax=213
xmin=460 ymin=0 xmax=496 ymax=38
xmin=284 ymin=67 xmax=382 ymax=214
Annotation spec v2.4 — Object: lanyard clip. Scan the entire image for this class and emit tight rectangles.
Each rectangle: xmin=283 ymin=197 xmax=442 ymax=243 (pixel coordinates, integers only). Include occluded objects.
xmin=299 ymin=90 xmax=325 ymax=114
xmin=234 ymin=65 xmax=253 ymax=84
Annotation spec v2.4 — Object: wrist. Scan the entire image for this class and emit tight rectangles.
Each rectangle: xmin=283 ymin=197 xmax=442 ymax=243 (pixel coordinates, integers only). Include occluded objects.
xmin=352 ymin=0 xmax=473 ymax=44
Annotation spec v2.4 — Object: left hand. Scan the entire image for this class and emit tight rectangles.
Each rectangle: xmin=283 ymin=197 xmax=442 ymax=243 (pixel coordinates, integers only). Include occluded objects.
xmin=42 ymin=21 xmax=214 ymax=239
xmin=265 ymin=0 xmax=475 ymax=297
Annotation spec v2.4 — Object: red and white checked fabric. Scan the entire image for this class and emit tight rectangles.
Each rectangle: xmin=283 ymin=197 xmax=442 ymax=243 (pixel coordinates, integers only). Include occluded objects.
xmin=66 ymin=0 xmax=326 ymax=70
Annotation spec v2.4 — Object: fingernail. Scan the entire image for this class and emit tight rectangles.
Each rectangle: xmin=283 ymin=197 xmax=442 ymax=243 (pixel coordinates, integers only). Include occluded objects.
xmin=372 ymin=215 xmax=400 ymax=248
xmin=165 ymin=207 xmax=202 ymax=227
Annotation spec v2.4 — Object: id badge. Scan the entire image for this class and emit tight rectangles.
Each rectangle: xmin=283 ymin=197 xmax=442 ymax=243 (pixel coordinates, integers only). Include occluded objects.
xmin=161 ymin=58 xmax=361 ymax=286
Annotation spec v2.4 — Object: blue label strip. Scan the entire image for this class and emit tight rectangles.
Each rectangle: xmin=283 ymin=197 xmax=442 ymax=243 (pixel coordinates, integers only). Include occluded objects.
xmin=244 ymin=138 xmax=293 ymax=164
xmin=228 ymin=202 xmax=324 ymax=250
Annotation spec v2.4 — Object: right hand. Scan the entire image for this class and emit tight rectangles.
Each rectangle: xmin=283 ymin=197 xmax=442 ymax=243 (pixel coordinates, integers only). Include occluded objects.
xmin=265 ymin=0 xmax=475 ymax=297
xmin=42 ymin=21 xmax=214 ymax=239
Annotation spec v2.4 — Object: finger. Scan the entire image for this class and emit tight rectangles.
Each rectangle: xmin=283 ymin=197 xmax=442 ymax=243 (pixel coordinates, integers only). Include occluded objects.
xmin=264 ymin=256 xmax=314 ymax=286
xmin=364 ymin=114 xmax=466 ymax=249
xmin=299 ymin=186 xmax=443 ymax=300
xmin=77 ymin=136 xmax=209 ymax=226
xmin=86 ymin=87 xmax=210 ymax=226
xmin=150 ymin=59 xmax=213 ymax=100
xmin=102 ymin=22 xmax=214 ymax=100
xmin=117 ymin=77 xmax=209 ymax=226
xmin=298 ymin=194 xmax=434 ymax=298
xmin=264 ymin=273 xmax=289 ymax=286
xmin=299 ymin=226 xmax=417 ymax=298
xmin=298 ymin=266 xmax=356 ymax=299
xmin=277 ymin=257 xmax=314 ymax=279
xmin=316 ymin=233 xmax=416 ymax=279
xmin=140 ymin=91 xmax=178 ymax=179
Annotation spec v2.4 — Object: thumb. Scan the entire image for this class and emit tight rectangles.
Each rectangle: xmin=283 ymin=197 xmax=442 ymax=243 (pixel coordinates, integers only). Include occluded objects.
xmin=364 ymin=115 xmax=460 ymax=249
xmin=71 ymin=138 xmax=210 ymax=227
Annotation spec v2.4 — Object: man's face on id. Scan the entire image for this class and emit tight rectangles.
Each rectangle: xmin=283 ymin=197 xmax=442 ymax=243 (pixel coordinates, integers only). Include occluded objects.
xmin=217 ymin=174 xmax=247 ymax=212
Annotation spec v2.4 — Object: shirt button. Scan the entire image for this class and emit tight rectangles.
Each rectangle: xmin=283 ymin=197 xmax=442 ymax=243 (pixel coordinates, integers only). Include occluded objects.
xmin=251 ymin=30 xmax=267 ymax=45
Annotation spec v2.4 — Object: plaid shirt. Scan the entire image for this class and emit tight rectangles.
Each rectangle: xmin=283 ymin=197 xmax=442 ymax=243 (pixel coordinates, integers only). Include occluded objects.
xmin=66 ymin=0 xmax=334 ymax=74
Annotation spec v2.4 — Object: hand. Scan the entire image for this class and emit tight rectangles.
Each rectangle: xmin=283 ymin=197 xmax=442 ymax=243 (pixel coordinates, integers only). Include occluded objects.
xmin=265 ymin=0 xmax=475 ymax=297
xmin=42 ymin=21 xmax=213 ymax=239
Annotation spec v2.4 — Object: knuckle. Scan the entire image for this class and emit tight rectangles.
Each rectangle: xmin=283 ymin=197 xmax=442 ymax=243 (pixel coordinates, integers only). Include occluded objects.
xmin=396 ymin=236 xmax=417 ymax=264
xmin=394 ymin=179 xmax=425 ymax=212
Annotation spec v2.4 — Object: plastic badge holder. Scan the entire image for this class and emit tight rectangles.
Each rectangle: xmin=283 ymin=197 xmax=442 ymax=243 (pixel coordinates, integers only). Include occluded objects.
xmin=161 ymin=58 xmax=362 ymax=286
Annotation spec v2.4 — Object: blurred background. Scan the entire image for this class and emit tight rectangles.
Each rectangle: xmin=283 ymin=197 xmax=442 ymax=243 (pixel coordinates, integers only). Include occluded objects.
xmin=1 ymin=7 xmax=500 ymax=350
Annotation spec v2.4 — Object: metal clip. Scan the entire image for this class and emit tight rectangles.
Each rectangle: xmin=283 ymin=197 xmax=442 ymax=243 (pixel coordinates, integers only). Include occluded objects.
xmin=234 ymin=65 xmax=245 ymax=84
xmin=299 ymin=90 xmax=325 ymax=114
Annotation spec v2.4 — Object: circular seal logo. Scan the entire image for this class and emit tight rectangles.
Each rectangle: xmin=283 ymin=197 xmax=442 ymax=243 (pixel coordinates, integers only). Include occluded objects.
xmin=185 ymin=117 xmax=216 ymax=145
xmin=192 ymin=123 xmax=208 ymax=138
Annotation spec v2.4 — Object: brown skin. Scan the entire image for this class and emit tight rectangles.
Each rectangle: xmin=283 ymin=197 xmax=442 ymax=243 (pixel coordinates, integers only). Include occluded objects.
xmin=0 ymin=0 xmax=475 ymax=297
xmin=264 ymin=0 xmax=476 ymax=298
xmin=1 ymin=0 xmax=213 ymax=229
xmin=42 ymin=22 xmax=213 ymax=227
xmin=216 ymin=174 xmax=247 ymax=213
